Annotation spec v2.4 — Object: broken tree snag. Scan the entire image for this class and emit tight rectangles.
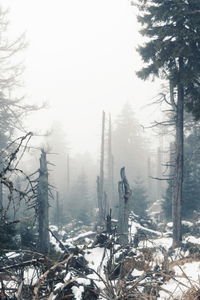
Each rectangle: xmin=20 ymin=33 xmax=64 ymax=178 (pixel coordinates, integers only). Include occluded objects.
xmin=37 ymin=150 xmax=50 ymax=254
xmin=67 ymin=153 xmax=70 ymax=191
xmin=107 ymin=113 xmax=114 ymax=211
xmin=118 ymin=167 xmax=132 ymax=245
xmin=97 ymin=175 xmax=103 ymax=226
xmin=103 ymin=191 xmax=108 ymax=219
xmin=98 ymin=110 xmax=106 ymax=225
xmin=0 ymin=157 xmax=3 ymax=212
xmin=0 ymin=181 xmax=3 ymax=213
xmin=56 ymin=191 xmax=60 ymax=227
xmin=106 ymin=209 xmax=112 ymax=234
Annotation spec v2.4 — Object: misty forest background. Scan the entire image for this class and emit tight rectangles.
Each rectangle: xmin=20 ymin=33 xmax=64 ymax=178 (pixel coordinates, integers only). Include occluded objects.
xmin=0 ymin=0 xmax=200 ymax=300
xmin=1 ymin=0 xmax=200 ymax=260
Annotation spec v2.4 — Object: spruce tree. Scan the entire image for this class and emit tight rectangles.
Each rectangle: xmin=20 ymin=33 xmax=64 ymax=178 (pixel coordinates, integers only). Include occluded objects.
xmin=136 ymin=0 xmax=200 ymax=247
xmin=113 ymin=103 xmax=148 ymax=184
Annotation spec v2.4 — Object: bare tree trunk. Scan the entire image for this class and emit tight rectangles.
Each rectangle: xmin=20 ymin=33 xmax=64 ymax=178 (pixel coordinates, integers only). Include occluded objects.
xmin=0 ymin=182 xmax=3 ymax=212
xmin=37 ymin=150 xmax=50 ymax=254
xmin=56 ymin=191 xmax=59 ymax=227
xmin=67 ymin=154 xmax=70 ymax=191
xmin=107 ymin=114 xmax=114 ymax=214
xmin=172 ymin=57 xmax=184 ymax=248
xmin=97 ymin=176 xmax=101 ymax=218
xmin=118 ymin=167 xmax=132 ymax=245
xmin=98 ymin=111 xmax=106 ymax=225
xmin=157 ymin=147 xmax=162 ymax=200
xmin=103 ymin=191 xmax=108 ymax=218
xmin=97 ymin=176 xmax=107 ymax=226
xmin=0 ymin=158 xmax=3 ymax=212
xmin=106 ymin=209 xmax=112 ymax=234
xmin=147 ymin=157 xmax=153 ymax=204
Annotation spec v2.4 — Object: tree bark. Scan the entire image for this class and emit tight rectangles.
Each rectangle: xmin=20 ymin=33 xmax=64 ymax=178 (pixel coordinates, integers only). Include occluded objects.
xmin=56 ymin=191 xmax=59 ymax=227
xmin=157 ymin=146 xmax=162 ymax=200
xmin=106 ymin=209 xmax=112 ymax=234
xmin=118 ymin=167 xmax=131 ymax=245
xmin=0 ymin=157 xmax=3 ymax=212
xmin=107 ymin=114 xmax=114 ymax=212
xmin=172 ymin=57 xmax=184 ymax=248
xmin=0 ymin=182 xmax=3 ymax=212
xmin=98 ymin=111 xmax=106 ymax=225
xmin=147 ymin=157 xmax=153 ymax=204
xmin=67 ymin=154 xmax=70 ymax=191
xmin=37 ymin=150 xmax=50 ymax=254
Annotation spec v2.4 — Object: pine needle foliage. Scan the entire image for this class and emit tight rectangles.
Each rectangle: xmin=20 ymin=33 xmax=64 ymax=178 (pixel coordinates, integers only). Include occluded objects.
xmin=135 ymin=0 xmax=200 ymax=119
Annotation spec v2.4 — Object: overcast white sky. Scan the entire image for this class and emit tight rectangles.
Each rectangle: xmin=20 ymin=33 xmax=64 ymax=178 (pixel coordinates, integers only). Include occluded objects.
xmin=3 ymin=0 xmax=161 ymax=155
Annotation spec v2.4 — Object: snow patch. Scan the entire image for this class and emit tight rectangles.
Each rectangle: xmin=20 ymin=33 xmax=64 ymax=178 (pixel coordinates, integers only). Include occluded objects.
xmin=139 ymin=237 xmax=172 ymax=249
xmin=5 ymin=252 xmax=20 ymax=258
xmin=72 ymin=285 xmax=84 ymax=300
xmin=159 ymin=261 xmax=200 ymax=299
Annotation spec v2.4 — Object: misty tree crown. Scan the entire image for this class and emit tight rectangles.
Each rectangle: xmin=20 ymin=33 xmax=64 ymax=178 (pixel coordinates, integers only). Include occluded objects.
xmin=136 ymin=0 xmax=200 ymax=119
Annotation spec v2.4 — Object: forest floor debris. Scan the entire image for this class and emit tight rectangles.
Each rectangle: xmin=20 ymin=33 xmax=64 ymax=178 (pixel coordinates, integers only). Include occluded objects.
xmin=1 ymin=218 xmax=200 ymax=299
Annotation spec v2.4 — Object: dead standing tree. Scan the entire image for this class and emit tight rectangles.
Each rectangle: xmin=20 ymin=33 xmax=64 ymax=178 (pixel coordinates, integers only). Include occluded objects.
xmin=55 ymin=190 xmax=60 ymax=227
xmin=37 ymin=150 xmax=50 ymax=254
xmin=97 ymin=111 xmax=106 ymax=226
xmin=118 ymin=167 xmax=132 ymax=245
xmin=97 ymin=111 xmax=115 ymax=231
xmin=107 ymin=113 xmax=114 ymax=213
xmin=67 ymin=153 xmax=70 ymax=191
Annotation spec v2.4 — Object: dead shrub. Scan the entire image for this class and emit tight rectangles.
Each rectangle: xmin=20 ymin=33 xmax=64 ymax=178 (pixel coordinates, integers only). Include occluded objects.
xmin=182 ymin=287 xmax=200 ymax=300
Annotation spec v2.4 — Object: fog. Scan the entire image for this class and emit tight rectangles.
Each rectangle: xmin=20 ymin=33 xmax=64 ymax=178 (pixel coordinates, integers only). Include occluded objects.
xmin=1 ymin=1 xmax=200 ymax=295
xmin=0 ymin=0 xmax=169 ymax=224
xmin=3 ymin=0 xmax=161 ymax=155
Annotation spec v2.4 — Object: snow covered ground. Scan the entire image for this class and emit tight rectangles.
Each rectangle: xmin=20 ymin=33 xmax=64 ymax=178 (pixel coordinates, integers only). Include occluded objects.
xmin=2 ymin=218 xmax=200 ymax=299
xmin=48 ymin=220 xmax=200 ymax=299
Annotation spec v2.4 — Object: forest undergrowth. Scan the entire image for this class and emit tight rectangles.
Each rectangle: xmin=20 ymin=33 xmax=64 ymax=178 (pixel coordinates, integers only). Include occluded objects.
xmin=1 ymin=215 xmax=200 ymax=299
